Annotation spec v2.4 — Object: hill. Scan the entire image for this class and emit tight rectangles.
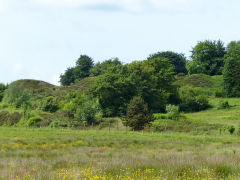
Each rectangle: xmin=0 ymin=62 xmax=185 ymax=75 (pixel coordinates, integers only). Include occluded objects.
xmin=176 ymin=74 xmax=223 ymax=95
xmin=4 ymin=77 xmax=97 ymax=100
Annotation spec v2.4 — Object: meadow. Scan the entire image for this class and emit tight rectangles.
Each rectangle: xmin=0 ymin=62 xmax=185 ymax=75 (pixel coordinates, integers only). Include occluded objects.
xmin=1 ymin=123 xmax=240 ymax=179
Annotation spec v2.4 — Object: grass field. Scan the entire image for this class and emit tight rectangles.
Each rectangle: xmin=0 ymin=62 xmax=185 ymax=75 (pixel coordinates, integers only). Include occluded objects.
xmin=1 ymin=128 xmax=240 ymax=179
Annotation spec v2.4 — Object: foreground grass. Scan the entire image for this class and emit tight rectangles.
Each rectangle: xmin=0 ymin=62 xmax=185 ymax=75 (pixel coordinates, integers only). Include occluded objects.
xmin=0 ymin=128 xmax=240 ymax=179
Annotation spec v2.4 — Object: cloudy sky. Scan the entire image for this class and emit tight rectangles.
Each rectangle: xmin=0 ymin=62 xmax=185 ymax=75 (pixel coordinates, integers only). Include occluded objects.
xmin=0 ymin=0 xmax=240 ymax=85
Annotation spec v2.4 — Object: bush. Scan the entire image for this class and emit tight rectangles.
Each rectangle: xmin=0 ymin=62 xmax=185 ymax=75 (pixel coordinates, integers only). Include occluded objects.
xmin=40 ymin=96 xmax=59 ymax=113
xmin=215 ymin=89 xmax=224 ymax=98
xmin=217 ymin=100 xmax=230 ymax=110
xmin=179 ymin=86 xmax=210 ymax=112
xmin=74 ymin=101 xmax=99 ymax=125
xmin=0 ymin=102 xmax=10 ymax=109
xmin=50 ymin=117 xmax=72 ymax=128
xmin=122 ymin=96 xmax=153 ymax=131
xmin=62 ymin=92 xmax=100 ymax=125
xmin=27 ymin=116 xmax=43 ymax=127
xmin=166 ymin=104 xmax=180 ymax=120
xmin=3 ymin=82 xmax=31 ymax=108
xmin=228 ymin=125 xmax=235 ymax=135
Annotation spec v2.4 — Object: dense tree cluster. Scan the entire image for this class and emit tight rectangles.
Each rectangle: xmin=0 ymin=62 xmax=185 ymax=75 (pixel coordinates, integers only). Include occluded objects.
xmin=60 ymin=56 xmax=122 ymax=86
xmin=148 ymin=51 xmax=188 ymax=75
xmin=188 ymin=40 xmax=226 ymax=75
xmin=91 ymin=57 xmax=176 ymax=116
xmin=223 ymin=41 xmax=240 ymax=97
xmin=60 ymin=55 xmax=94 ymax=86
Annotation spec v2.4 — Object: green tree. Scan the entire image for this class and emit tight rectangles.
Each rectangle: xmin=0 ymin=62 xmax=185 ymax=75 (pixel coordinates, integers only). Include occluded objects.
xmin=74 ymin=55 xmax=94 ymax=81
xmin=90 ymin=58 xmax=122 ymax=76
xmin=179 ymin=86 xmax=210 ymax=112
xmin=61 ymin=91 xmax=100 ymax=125
xmin=128 ymin=57 xmax=176 ymax=112
xmin=223 ymin=41 xmax=240 ymax=97
xmin=148 ymin=51 xmax=187 ymax=74
xmin=188 ymin=40 xmax=226 ymax=75
xmin=91 ymin=65 xmax=135 ymax=116
xmin=60 ymin=67 xmax=75 ymax=86
xmin=0 ymin=83 xmax=7 ymax=102
xmin=91 ymin=57 xmax=177 ymax=116
xmin=60 ymin=55 xmax=94 ymax=86
xmin=122 ymin=96 xmax=153 ymax=130
xmin=3 ymin=82 xmax=31 ymax=108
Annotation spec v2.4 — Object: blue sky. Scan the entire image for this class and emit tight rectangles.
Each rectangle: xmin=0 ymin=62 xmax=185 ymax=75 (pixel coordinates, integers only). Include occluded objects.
xmin=0 ymin=0 xmax=240 ymax=85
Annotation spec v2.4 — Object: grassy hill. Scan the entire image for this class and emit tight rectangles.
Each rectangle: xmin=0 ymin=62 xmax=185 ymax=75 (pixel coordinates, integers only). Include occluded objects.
xmin=176 ymin=74 xmax=223 ymax=95
xmin=5 ymin=77 xmax=97 ymax=99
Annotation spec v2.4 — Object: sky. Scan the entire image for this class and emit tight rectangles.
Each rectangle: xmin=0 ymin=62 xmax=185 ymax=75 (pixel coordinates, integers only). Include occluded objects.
xmin=0 ymin=0 xmax=240 ymax=85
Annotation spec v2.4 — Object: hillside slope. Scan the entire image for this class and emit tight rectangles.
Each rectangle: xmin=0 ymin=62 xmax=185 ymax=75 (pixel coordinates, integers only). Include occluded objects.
xmin=5 ymin=77 xmax=97 ymax=100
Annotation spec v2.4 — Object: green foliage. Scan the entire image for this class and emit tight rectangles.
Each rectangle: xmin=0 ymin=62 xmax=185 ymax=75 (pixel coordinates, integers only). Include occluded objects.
xmin=217 ymin=100 xmax=230 ymax=110
xmin=0 ymin=83 xmax=7 ymax=102
xmin=215 ymin=89 xmax=224 ymax=97
xmin=50 ymin=117 xmax=72 ymax=128
xmin=166 ymin=104 xmax=180 ymax=120
xmin=27 ymin=116 xmax=43 ymax=127
xmin=148 ymin=51 xmax=188 ymax=74
xmin=91 ymin=65 xmax=136 ymax=116
xmin=74 ymin=55 xmax=94 ymax=80
xmin=188 ymin=40 xmax=226 ymax=75
xmin=223 ymin=41 xmax=240 ymax=97
xmin=228 ymin=125 xmax=235 ymax=135
xmin=40 ymin=96 xmax=59 ymax=113
xmin=3 ymin=82 xmax=32 ymax=108
xmin=122 ymin=96 xmax=153 ymax=130
xmin=92 ymin=57 xmax=177 ymax=116
xmin=61 ymin=91 xmax=100 ymax=125
xmin=59 ymin=67 xmax=75 ymax=86
xmin=179 ymin=86 xmax=210 ymax=112
xmin=90 ymin=58 xmax=122 ymax=76
xmin=60 ymin=55 xmax=94 ymax=86
xmin=74 ymin=100 xmax=99 ymax=125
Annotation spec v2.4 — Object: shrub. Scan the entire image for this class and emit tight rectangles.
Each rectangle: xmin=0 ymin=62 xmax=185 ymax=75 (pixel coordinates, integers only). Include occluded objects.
xmin=217 ymin=100 xmax=230 ymax=110
xmin=40 ymin=96 xmax=59 ymax=113
xmin=215 ymin=89 xmax=224 ymax=98
xmin=74 ymin=101 xmax=99 ymax=125
xmin=3 ymin=82 xmax=31 ymax=108
xmin=179 ymin=86 xmax=210 ymax=112
xmin=228 ymin=125 xmax=235 ymax=135
xmin=50 ymin=117 xmax=72 ymax=128
xmin=62 ymin=92 xmax=100 ymax=125
xmin=0 ymin=102 xmax=10 ymax=109
xmin=166 ymin=104 xmax=180 ymax=120
xmin=27 ymin=116 xmax=43 ymax=127
xmin=122 ymin=96 xmax=153 ymax=131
